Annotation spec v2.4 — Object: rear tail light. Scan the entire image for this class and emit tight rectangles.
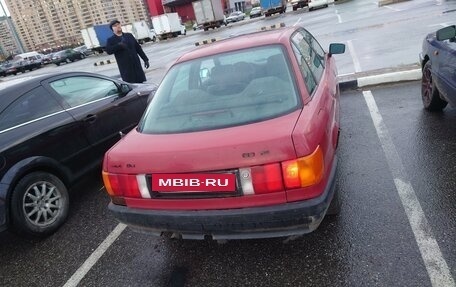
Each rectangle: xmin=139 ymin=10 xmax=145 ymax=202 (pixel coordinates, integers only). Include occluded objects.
xmin=282 ymin=146 xmax=324 ymax=189
xmin=251 ymin=163 xmax=284 ymax=194
xmin=241 ymin=145 xmax=324 ymax=195
xmin=102 ymin=171 xmax=142 ymax=198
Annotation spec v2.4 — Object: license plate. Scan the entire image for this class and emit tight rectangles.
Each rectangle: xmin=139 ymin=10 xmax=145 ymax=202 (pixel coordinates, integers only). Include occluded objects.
xmin=151 ymin=173 xmax=236 ymax=192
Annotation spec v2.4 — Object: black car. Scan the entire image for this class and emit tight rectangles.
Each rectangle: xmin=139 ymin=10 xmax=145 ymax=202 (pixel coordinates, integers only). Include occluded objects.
xmin=0 ymin=72 xmax=157 ymax=237
xmin=74 ymin=45 xmax=95 ymax=57
xmin=52 ymin=49 xmax=85 ymax=66
xmin=2 ymin=61 xmax=23 ymax=76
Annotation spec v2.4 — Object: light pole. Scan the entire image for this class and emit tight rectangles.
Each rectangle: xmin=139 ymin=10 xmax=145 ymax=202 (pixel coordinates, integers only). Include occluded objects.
xmin=0 ymin=0 xmax=25 ymax=53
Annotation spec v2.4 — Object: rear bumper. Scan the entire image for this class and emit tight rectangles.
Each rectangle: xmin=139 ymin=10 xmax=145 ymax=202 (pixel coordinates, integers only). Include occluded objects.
xmin=110 ymin=157 xmax=338 ymax=240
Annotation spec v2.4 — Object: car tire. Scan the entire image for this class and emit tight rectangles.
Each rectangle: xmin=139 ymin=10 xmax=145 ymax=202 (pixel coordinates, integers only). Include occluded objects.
xmin=326 ymin=187 xmax=340 ymax=215
xmin=10 ymin=172 xmax=69 ymax=238
xmin=421 ymin=61 xmax=447 ymax=111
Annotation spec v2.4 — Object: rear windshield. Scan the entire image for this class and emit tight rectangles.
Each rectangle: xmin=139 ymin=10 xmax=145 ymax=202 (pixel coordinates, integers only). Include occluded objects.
xmin=138 ymin=45 xmax=300 ymax=134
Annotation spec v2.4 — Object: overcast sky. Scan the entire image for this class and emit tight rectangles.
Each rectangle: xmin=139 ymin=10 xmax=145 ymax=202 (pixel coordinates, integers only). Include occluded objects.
xmin=0 ymin=0 xmax=9 ymax=17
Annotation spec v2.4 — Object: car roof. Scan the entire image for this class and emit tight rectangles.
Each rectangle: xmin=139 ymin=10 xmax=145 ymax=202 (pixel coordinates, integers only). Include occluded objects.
xmin=175 ymin=26 xmax=295 ymax=64
xmin=0 ymin=72 xmax=118 ymax=112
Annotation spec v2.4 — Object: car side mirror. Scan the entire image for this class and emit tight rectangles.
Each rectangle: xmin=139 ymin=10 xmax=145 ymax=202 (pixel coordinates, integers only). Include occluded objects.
xmin=120 ymin=84 xmax=131 ymax=96
xmin=436 ymin=26 xmax=456 ymax=41
xmin=328 ymin=43 xmax=345 ymax=57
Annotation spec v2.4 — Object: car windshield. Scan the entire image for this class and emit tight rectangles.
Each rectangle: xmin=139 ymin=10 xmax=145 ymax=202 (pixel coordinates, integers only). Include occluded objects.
xmin=138 ymin=44 xmax=300 ymax=134
xmin=229 ymin=12 xmax=239 ymax=16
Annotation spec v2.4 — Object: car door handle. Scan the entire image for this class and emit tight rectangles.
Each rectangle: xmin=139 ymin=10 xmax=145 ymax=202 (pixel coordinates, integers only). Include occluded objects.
xmin=83 ymin=114 xmax=97 ymax=124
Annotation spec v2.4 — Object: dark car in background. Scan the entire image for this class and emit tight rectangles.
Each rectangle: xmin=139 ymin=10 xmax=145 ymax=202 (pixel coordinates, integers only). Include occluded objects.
xmin=74 ymin=45 xmax=95 ymax=57
xmin=420 ymin=25 xmax=456 ymax=111
xmin=42 ymin=53 xmax=54 ymax=65
xmin=291 ymin=0 xmax=309 ymax=11
xmin=0 ymin=72 xmax=157 ymax=238
xmin=2 ymin=61 xmax=23 ymax=76
xmin=0 ymin=64 xmax=6 ymax=77
xmin=52 ymin=49 xmax=85 ymax=66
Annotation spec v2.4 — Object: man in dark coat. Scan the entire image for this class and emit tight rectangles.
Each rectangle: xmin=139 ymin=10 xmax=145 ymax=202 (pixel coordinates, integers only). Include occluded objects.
xmin=106 ymin=20 xmax=149 ymax=83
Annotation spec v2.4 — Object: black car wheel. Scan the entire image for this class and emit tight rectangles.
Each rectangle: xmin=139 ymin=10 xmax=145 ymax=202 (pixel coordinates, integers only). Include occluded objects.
xmin=421 ymin=61 xmax=447 ymax=111
xmin=10 ymin=172 xmax=69 ymax=237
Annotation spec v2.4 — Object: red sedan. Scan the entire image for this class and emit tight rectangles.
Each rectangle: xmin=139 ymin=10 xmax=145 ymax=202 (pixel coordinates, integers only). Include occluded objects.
xmin=102 ymin=25 xmax=345 ymax=240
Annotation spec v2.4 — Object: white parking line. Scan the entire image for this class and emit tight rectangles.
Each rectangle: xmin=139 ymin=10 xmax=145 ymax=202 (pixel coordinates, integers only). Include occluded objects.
xmin=428 ymin=23 xmax=450 ymax=28
xmin=347 ymin=40 xmax=362 ymax=73
xmin=335 ymin=10 xmax=342 ymax=23
xmin=62 ymin=223 xmax=127 ymax=287
xmin=362 ymin=90 xmax=456 ymax=287
xmin=293 ymin=17 xmax=302 ymax=26
xmin=384 ymin=5 xmax=402 ymax=12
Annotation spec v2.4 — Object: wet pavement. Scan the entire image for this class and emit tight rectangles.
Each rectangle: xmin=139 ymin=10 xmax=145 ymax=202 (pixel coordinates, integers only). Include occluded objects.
xmin=1 ymin=81 xmax=456 ymax=287
xmin=2 ymin=1 xmax=456 ymax=286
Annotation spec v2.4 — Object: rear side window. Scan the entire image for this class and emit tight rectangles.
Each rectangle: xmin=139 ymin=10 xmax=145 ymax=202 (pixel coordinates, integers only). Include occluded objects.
xmin=291 ymin=30 xmax=325 ymax=95
xmin=0 ymin=86 xmax=63 ymax=131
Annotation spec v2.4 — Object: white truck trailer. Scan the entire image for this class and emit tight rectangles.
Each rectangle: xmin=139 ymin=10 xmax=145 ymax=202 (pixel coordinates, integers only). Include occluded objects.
xmin=122 ymin=21 xmax=156 ymax=43
xmin=192 ymin=0 xmax=226 ymax=31
xmin=151 ymin=13 xmax=186 ymax=41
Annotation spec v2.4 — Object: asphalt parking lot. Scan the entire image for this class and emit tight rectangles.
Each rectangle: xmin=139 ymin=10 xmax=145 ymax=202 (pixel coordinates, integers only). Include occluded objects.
xmin=1 ymin=0 xmax=456 ymax=286
xmin=1 ymin=80 xmax=455 ymax=287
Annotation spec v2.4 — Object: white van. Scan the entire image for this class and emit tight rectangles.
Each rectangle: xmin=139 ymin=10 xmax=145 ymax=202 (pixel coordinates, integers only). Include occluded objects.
xmin=14 ymin=52 xmax=44 ymax=65
xmin=13 ymin=51 xmax=43 ymax=71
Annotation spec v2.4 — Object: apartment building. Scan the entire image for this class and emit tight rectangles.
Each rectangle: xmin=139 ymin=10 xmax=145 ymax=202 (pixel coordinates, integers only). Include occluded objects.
xmin=0 ymin=16 xmax=22 ymax=58
xmin=4 ymin=0 xmax=150 ymax=51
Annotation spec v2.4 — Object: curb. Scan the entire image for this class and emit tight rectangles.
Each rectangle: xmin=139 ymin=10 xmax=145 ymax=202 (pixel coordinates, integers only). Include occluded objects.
xmin=195 ymin=38 xmax=218 ymax=46
xmin=94 ymin=59 xmax=116 ymax=66
xmin=339 ymin=67 xmax=421 ymax=91
xmin=260 ymin=23 xmax=286 ymax=31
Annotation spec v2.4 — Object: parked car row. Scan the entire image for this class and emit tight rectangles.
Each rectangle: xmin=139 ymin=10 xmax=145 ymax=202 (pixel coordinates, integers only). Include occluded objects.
xmin=0 ymin=48 xmax=92 ymax=78
xmin=51 ymin=49 xmax=86 ymax=66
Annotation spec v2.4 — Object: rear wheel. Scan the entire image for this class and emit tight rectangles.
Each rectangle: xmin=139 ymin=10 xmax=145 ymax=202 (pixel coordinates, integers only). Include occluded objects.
xmin=10 ymin=172 xmax=69 ymax=238
xmin=421 ymin=61 xmax=447 ymax=111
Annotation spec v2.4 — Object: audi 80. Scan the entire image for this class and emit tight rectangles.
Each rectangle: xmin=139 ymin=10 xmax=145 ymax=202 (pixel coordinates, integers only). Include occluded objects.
xmin=102 ymin=25 xmax=345 ymax=240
